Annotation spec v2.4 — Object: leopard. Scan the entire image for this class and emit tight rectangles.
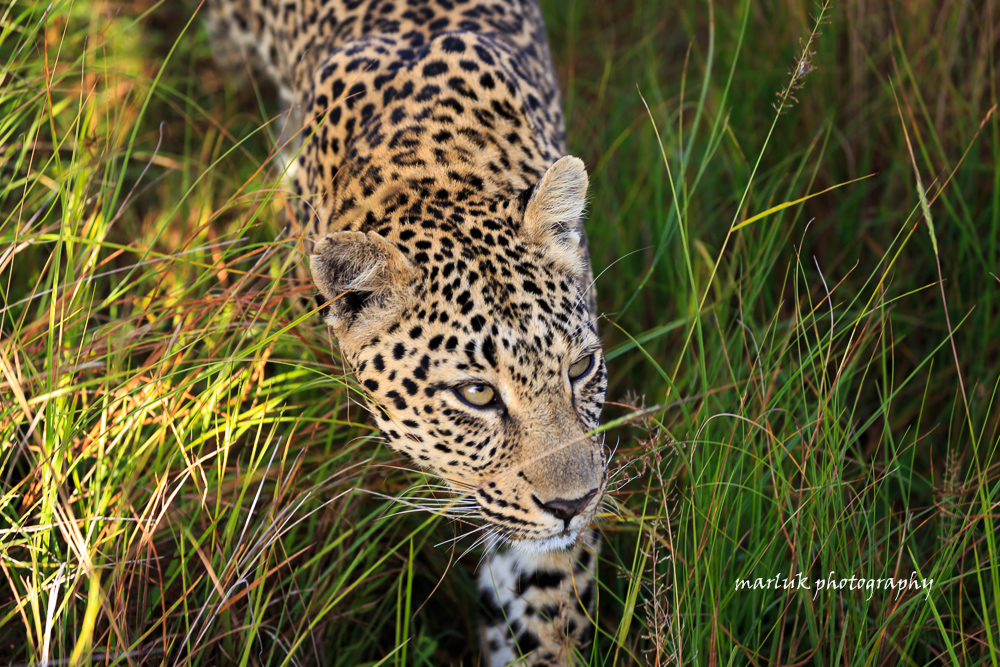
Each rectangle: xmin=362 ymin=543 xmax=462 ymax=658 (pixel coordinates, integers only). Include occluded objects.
xmin=206 ymin=1 xmax=609 ymax=664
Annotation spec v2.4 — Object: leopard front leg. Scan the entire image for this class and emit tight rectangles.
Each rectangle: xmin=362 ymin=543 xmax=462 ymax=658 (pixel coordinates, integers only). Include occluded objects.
xmin=479 ymin=531 xmax=600 ymax=666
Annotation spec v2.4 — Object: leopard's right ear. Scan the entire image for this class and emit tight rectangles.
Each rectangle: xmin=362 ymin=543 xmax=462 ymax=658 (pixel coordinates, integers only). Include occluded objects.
xmin=309 ymin=231 xmax=417 ymax=332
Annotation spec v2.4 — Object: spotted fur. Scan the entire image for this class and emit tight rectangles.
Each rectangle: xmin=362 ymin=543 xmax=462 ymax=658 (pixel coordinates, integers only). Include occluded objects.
xmin=207 ymin=1 xmax=607 ymax=663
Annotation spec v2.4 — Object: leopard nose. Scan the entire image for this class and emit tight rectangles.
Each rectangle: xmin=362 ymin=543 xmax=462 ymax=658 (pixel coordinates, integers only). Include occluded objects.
xmin=539 ymin=488 xmax=599 ymax=525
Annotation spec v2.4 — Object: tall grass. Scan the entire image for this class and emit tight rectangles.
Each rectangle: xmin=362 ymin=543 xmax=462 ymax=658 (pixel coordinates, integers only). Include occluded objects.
xmin=2 ymin=0 xmax=998 ymax=665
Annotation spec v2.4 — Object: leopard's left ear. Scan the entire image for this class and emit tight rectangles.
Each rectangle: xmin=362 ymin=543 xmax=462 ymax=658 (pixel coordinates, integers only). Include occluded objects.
xmin=519 ymin=156 xmax=589 ymax=278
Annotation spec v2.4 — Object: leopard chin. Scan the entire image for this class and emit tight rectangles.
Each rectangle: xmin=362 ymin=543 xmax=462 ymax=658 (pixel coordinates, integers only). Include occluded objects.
xmin=510 ymin=531 xmax=580 ymax=554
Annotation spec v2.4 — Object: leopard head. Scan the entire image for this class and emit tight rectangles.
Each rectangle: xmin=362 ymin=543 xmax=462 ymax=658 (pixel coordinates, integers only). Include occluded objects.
xmin=310 ymin=156 xmax=607 ymax=551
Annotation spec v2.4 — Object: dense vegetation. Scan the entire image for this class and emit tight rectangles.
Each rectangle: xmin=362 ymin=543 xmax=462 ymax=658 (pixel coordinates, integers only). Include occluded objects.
xmin=2 ymin=0 xmax=998 ymax=664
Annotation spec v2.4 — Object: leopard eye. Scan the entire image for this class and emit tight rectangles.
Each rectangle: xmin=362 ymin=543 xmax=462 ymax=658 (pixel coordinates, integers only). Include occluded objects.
xmin=568 ymin=353 xmax=594 ymax=380
xmin=456 ymin=383 xmax=497 ymax=408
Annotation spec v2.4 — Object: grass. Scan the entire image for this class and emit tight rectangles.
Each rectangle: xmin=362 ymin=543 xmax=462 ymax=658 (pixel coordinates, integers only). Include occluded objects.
xmin=2 ymin=0 xmax=998 ymax=664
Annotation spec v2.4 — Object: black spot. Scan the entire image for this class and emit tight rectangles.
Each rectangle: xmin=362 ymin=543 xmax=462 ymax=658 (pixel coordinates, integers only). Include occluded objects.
xmin=363 ymin=379 xmax=379 ymax=392
xmin=345 ymin=82 xmax=367 ymax=109
xmin=428 ymin=335 xmax=444 ymax=350
xmin=441 ymin=36 xmax=465 ymax=52
xmin=473 ymin=45 xmax=495 ymax=65
xmin=428 ymin=17 xmax=450 ymax=31
xmin=517 ymin=183 xmax=535 ymax=211
xmin=409 ymin=326 xmax=423 ymax=339
xmin=423 ymin=61 xmax=448 ymax=77
xmin=478 ymin=589 xmax=503 ymax=622
xmin=481 ymin=337 xmax=497 ymax=368
xmin=522 ymin=280 xmax=542 ymax=295
xmin=372 ymin=354 xmax=385 ymax=371
xmin=579 ymin=580 xmax=595 ymax=611
xmin=517 ymin=570 xmax=565 ymax=592
xmin=440 ymin=97 xmax=464 ymax=114
xmin=574 ymin=549 xmax=593 ymax=572
xmin=470 ymin=314 xmax=486 ymax=331
xmin=402 ymin=378 xmax=418 ymax=395
xmin=415 ymin=84 xmax=441 ymax=102
xmin=385 ymin=390 xmax=407 ymax=410
xmin=515 ymin=630 xmax=540 ymax=654
xmin=540 ymin=604 xmax=560 ymax=620
xmin=393 ymin=343 xmax=406 ymax=360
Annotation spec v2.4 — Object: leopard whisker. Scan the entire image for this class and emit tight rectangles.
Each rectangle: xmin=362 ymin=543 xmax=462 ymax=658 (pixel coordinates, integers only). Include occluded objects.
xmin=472 ymin=530 xmax=507 ymax=568
xmin=394 ymin=498 xmax=478 ymax=511
xmin=387 ymin=497 xmax=478 ymax=509
xmin=396 ymin=496 xmax=477 ymax=505
xmin=604 ymin=437 xmax=620 ymax=467
xmin=607 ymin=453 xmax=640 ymax=486
xmin=607 ymin=474 xmax=632 ymax=493
xmin=569 ymin=312 xmax=607 ymax=340
xmin=599 ymin=499 xmax=623 ymax=522
xmin=571 ymin=245 xmax=651 ymax=316
xmin=463 ymin=528 xmax=499 ymax=563
xmin=392 ymin=490 xmax=478 ymax=505
xmin=360 ymin=489 xmax=479 ymax=521
xmin=389 ymin=504 xmax=479 ymax=517
xmin=388 ymin=507 xmax=479 ymax=522
xmin=435 ymin=522 xmax=490 ymax=548
xmin=404 ymin=482 xmax=476 ymax=496
xmin=404 ymin=483 xmax=461 ymax=491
